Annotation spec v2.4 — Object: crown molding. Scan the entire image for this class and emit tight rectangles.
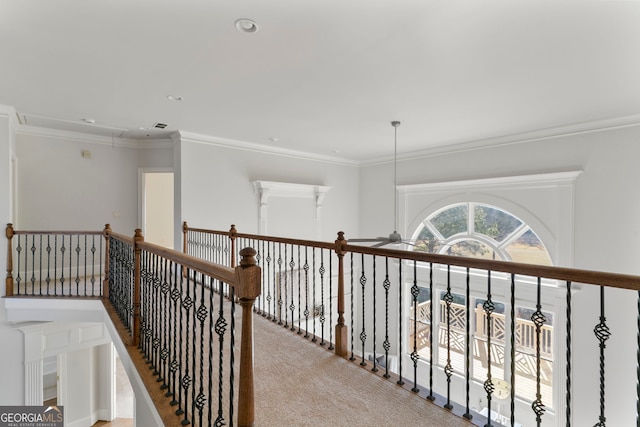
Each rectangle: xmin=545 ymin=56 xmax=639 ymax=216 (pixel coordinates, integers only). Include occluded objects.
xmin=361 ymin=114 xmax=640 ymax=166
xmin=175 ymin=130 xmax=359 ymax=167
xmin=0 ymin=104 xmax=17 ymax=118
xmin=16 ymin=124 xmax=139 ymax=148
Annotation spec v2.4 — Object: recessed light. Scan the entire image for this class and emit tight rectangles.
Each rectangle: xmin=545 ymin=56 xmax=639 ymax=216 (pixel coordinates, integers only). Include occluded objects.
xmin=268 ymin=137 xmax=279 ymax=143
xmin=235 ymin=18 xmax=259 ymax=33
xmin=82 ymin=118 xmax=95 ymax=124
xmin=138 ymin=126 xmax=150 ymax=131
xmin=167 ymin=95 xmax=184 ymax=101
xmin=333 ymin=149 xmax=341 ymax=154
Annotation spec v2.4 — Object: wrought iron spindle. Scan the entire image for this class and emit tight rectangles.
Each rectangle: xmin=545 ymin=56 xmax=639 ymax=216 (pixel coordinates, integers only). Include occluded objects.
xmin=382 ymin=257 xmax=391 ymax=378
xmin=303 ymin=248 xmax=310 ymax=338
xmin=360 ymin=253 xmax=367 ymax=366
xmin=328 ymin=253 xmax=334 ymax=350
xmin=180 ymin=270 xmax=193 ymax=425
xmin=214 ymin=278 xmax=227 ymax=426
xmin=190 ymin=270 xmax=199 ymax=426
xmin=427 ymin=262 xmax=434 ymax=401
xmin=38 ymin=235 xmax=43 ymax=295
xmin=169 ymin=261 xmax=180 ymax=405
xmin=265 ymin=242 xmax=272 ymax=320
xmin=410 ymin=260 xmax=419 ymax=392
xmin=350 ymin=253 xmax=356 ymax=361
xmin=511 ymin=274 xmax=517 ymax=427
xmin=288 ymin=245 xmax=295 ymax=330
xmin=53 ymin=235 xmax=58 ymax=296
xmin=319 ymin=249 xmax=326 ymax=346
xmin=444 ymin=265 xmax=454 ymax=410
xmin=484 ymin=270 xmax=495 ymax=427
xmin=312 ymin=248 xmax=317 ymax=342
xmin=160 ymin=257 xmax=170 ymax=391
xmin=566 ymin=281 xmax=572 ymax=427
xmin=15 ymin=235 xmax=22 ymax=295
xmin=75 ymin=235 xmax=81 ymax=295
xmin=532 ymin=276 xmax=547 ymax=426
xmin=370 ymin=255 xmax=377 ymax=369
xmin=153 ymin=254 xmax=163 ymax=375
xmin=464 ymin=267 xmax=472 ymax=420
xmin=228 ymin=285 xmax=236 ymax=427
xmin=207 ymin=277 xmax=215 ymax=424
xmin=46 ymin=235 xmax=51 ymax=295
xmin=593 ymin=285 xmax=610 ymax=427
xmin=60 ymin=235 xmax=66 ymax=296
xmin=397 ymin=259 xmax=404 ymax=385
xmin=30 ymin=235 xmax=36 ymax=295
xmin=297 ymin=246 xmax=302 ymax=335
xmin=277 ymin=243 xmax=283 ymax=325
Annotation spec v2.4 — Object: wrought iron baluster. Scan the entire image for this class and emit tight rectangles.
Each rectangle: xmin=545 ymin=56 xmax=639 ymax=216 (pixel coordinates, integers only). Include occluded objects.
xmin=15 ymin=235 xmax=22 ymax=295
xmin=60 ymin=235 xmax=66 ymax=296
xmin=75 ymin=235 xmax=81 ymax=295
xmin=46 ymin=235 xmax=51 ymax=295
xmin=288 ymin=244 xmax=295 ymax=330
xmin=303 ymin=247 xmax=310 ymax=338
xmin=427 ymin=262 xmax=434 ymax=401
xmin=277 ymin=243 xmax=283 ymax=325
xmin=30 ymin=235 xmax=36 ymax=295
xmin=319 ymin=249 xmax=326 ymax=346
xmin=371 ymin=255 xmax=378 ymax=372
xmin=297 ymin=246 xmax=302 ymax=334
xmin=38 ymin=235 xmax=43 ymax=295
xmin=566 ymin=281 xmax=572 ymax=427
xmin=484 ymin=270 xmax=495 ymax=426
xmin=190 ymin=270 xmax=198 ymax=425
xmin=312 ymin=248 xmax=317 ymax=342
xmin=532 ymin=276 xmax=547 ymax=426
xmin=207 ymin=277 xmax=214 ymax=424
xmin=397 ymin=259 xmax=404 ymax=385
xmin=444 ymin=265 xmax=454 ymax=410
xmin=328 ymin=254 xmax=334 ymax=350
xmin=464 ymin=267 xmax=472 ymax=420
xmin=593 ymin=285 xmax=610 ymax=427
xmin=160 ymin=257 xmax=170 ymax=392
xmin=214 ymin=278 xmax=227 ymax=426
xmin=179 ymin=269 xmax=193 ymax=425
xmin=382 ymin=257 xmax=391 ymax=378
xmin=68 ymin=233 xmax=73 ymax=296
xmin=265 ymin=242 xmax=272 ymax=320
xmin=360 ymin=253 xmax=367 ymax=366
xmin=228 ymin=285 xmax=236 ymax=427
xmin=349 ymin=253 xmax=355 ymax=361
xmin=84 ymin=235 xmax=88 ymax=296
xmin=410 ymin=260 xmax=419 ymax=392
xmin=169 ymin=261 xmax=180 ymax=404
xmin=511 ymin=274 xmax=517 ymax=427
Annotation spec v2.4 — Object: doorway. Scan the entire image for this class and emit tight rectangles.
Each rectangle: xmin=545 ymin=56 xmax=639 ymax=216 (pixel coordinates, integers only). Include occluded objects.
xmin=140 ymin=170 xmax=174 ymax=249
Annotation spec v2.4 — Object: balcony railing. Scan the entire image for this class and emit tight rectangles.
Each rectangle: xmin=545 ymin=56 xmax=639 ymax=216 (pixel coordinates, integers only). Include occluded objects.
xmin=183 ymin=222 xmax=640 ymax=427
xmin=7 ymin=221 xmax=640 ymax=426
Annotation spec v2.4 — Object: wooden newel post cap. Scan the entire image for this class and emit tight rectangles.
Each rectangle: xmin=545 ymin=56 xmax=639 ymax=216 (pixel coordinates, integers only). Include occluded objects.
xmin=182 ymin=221 xmax=188 ymax=232
xmin=230 ymin=224 xmax=237 ymax=239
xmin=235 ymin=247 xmax=261 ymax=300
xmin=335 ymin=231 xmax=347 ymax=253
xmin=6 ymin=223 xmax=14 ymax=239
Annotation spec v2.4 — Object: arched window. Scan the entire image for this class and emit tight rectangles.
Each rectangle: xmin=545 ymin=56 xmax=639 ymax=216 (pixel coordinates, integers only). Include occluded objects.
xmin=411 ymin=202 xmax=552 ymax=265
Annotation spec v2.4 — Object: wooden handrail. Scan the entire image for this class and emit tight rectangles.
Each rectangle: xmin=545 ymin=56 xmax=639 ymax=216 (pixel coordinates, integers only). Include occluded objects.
xmin=12 ymin=230 xmax=104 ymax=235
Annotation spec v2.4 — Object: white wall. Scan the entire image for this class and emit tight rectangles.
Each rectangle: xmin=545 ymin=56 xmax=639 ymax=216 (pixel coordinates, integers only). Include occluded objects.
xmin=359 ymin=124 xmax=640 ymax=427
xmin=179 ymin=135 xmax=360 ymax=242
xmin=16 ymin=130 xmax=139 ymax=232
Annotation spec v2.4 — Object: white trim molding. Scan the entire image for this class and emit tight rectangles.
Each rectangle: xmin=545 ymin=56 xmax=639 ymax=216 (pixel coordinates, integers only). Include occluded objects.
xmin=253 ymin=180 xmax=331 ymax=240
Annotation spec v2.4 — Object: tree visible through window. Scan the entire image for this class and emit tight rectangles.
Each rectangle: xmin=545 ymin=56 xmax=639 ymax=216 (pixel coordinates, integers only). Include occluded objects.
xmin=412 ymin=203 xmax=552 ymax=265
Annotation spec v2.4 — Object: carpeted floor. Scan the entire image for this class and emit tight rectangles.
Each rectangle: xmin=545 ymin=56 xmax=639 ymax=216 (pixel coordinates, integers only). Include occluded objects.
xmin=251 ymin=313 xmax=472 ymax=427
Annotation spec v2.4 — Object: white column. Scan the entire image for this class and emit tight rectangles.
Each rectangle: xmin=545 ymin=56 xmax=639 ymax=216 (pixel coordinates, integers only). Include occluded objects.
xmin=24 ymin=359 xmax=44 ymax=405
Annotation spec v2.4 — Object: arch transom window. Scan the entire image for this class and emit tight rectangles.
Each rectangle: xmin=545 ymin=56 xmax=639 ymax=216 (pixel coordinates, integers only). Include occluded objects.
xmin=412 ymin=202 xmax=552 ymax=266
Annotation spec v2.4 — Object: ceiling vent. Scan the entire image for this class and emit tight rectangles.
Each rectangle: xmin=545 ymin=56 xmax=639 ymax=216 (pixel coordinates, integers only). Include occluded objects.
xmin=153 ymin=122 xmax=168 ymax=129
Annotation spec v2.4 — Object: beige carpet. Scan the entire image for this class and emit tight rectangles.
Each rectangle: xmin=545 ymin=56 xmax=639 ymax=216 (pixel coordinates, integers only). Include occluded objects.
xmin=252 ymin=314 xmax=472 ymax=427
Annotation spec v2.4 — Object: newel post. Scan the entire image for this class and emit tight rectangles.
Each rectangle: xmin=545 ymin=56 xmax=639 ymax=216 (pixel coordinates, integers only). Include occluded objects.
xmin=103 ymin=224 xmax=112 ymax=300
xmin=334 ymin=231 xmax=348 ymax=357
xmin=235 ymin=247 xmax=261 ymax=427
xmin=6 ymin=223 xmax=14 ymax=296
xmin=182 ymin=221 xmax=188 ymax=255
xmin=132 ymin=229 xmax=144 ymax=347
xmin=230 ymin=224 xmax=238 ymax=268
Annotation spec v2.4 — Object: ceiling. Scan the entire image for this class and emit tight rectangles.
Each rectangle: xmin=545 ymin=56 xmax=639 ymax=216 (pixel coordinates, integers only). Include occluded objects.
xmin=1 ymin=1 xmax=639 ymax=162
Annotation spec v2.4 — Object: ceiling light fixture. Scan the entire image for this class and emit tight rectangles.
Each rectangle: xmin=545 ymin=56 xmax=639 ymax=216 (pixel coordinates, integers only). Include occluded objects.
xmin=167 ymin=95 xmax=184 ymax=101
xmin=235 ymin=18 xmax=259 ymax=33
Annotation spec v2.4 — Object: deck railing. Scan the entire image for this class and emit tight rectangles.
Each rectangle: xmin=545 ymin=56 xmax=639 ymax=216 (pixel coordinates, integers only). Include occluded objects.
xmin=183 ymin=222 xmax=640 ymax=427
xmin=5 ymin=224 xmax=261 ymax=427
